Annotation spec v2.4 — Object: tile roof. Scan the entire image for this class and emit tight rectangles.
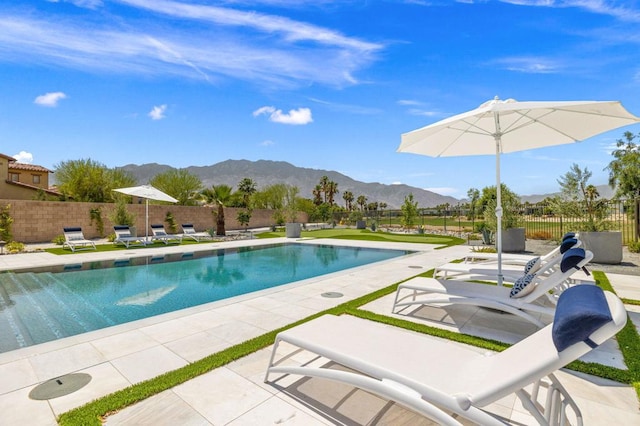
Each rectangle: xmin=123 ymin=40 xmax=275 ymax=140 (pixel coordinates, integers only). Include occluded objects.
xmin=8 ymin=162 xmax=53 ymax=173
xmin=6 ymin=180 xmax=61 ymax=195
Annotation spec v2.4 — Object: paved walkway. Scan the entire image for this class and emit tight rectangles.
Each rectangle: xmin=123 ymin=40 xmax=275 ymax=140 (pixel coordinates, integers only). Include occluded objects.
xmin=0 ymin=239 xmax=637 ymax=425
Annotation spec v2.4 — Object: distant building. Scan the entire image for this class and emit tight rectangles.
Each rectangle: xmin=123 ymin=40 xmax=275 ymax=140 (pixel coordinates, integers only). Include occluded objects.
xmin=0 ymin=153 xmax=60 ymax=200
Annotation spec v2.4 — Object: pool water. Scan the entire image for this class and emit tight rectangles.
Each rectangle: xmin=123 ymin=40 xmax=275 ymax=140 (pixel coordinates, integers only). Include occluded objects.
xmin=0 ymin=243 xmax=409 ymax=353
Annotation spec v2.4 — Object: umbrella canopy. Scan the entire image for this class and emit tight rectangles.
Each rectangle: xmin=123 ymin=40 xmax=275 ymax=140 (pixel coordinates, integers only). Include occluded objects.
xmin=113 ymin=185 xmax=178 ymax=203
xmin=113 ymin=185 xmax=178 ymax=242
xmin=398 ymin=97 xmax=640 ymax=285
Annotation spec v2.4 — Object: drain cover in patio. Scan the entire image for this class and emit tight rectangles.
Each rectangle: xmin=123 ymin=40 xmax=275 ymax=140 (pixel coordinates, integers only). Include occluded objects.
xmin=29 ymin=373 xmax=92 ymax=400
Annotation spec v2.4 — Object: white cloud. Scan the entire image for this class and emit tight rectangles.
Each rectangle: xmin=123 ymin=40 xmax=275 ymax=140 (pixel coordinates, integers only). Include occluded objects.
xmin=397 ymin=99 xmax=421 ymax=106
xmin=491 ymin=56 xmax=562 ymax=74
xmin=424 ymin=187 xmax=458 ymax=196
xmin=253 ymin=106 xmax=276 ymax=117
xmin=12 ymin=151 xmax=33 ymax=163
xmin=49 ymin=0 xmax=104 ymax=8
xmin=34 ymin=92 xmax=67 ymax=107
xmin=0 ymin=1 xmax=383 ymax=89
xmin=148 ymin=104 xmax=167 ymax=120
xmin=253 ymin=106 xmax=313 ymax=125
xmin=260 ymin=139 xmax=275 ymax=146
xmin=499 ymin=0 xmax=640 ymax=23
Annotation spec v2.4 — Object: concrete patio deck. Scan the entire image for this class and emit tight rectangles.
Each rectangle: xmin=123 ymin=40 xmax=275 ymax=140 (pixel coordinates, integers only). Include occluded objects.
xmin=0 ymin=238 xmax=637 ymax=425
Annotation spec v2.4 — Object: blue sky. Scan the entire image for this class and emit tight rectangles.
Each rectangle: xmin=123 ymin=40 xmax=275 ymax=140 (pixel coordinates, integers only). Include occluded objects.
xmin=2 ymin=0 xmax=640 ymax=200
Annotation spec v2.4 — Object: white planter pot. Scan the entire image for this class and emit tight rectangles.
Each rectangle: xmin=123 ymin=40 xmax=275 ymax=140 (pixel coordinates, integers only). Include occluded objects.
xmin=579 ymin=231 xmax=622 ymax=264
xmin=285 ymin=223 xmax=301 ymax=238
xmin=501 ymin=227 xmax=525 ymax=253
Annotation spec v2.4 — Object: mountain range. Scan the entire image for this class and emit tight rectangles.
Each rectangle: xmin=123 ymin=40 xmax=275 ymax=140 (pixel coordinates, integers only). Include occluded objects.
xmin=121 ymin=159 xmax=617 ymax=208
xmin=120 ymin=159 xmax=459 ymax=209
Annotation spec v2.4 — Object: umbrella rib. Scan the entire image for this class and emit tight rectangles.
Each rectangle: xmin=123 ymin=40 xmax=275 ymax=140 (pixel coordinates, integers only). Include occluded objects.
xmin=500 ymin=109 xmax=581 ymax=141
xmin=433 ymin=116 xmax=494 ymax=156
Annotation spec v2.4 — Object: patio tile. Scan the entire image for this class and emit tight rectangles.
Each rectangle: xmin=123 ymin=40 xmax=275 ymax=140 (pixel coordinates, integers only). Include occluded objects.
xmin=111 ymin=345 xmax=188 ymax=384
xmin=172 ymin=367 xmax=273 ymax=425
xmin=139 ymin=317 xmax=201 ymax=344
xmin=28 ymin=342 xmax=106 ymax=381
xmin=0 ymin=387 xmax=57 ymax=426
xmin=90 ymin=329 xmax=159 ymax=360
xmin=228 ymin=395 xmax=329 ymax=425
xmin=164 ymin=331 xmax=231 ymax=363
xmin=0 ymin=358 xmax=39 ymax=395
xmin=106 ymin=390 xmax=210 ymax=426
xmin=205 ymin=320 xmax=266 ymax=345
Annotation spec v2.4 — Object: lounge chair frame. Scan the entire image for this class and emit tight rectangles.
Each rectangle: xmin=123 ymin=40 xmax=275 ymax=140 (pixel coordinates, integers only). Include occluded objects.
xmin=62 ymin=227 xmax=96 ymax=252
xmin=265 ymin=289 xmax=626 ymax=425
xmin=434 ymin=239 xmax=582 ymax=282
xmin=113 ymin=225 xmax=146 ymax=248
xmin=180 ymin=223 xmax=213 ymax=242
xmin=150 ymin=224 xmax=182 ymax=245
xmin=393 ymin=250 xmax=594 ymax=328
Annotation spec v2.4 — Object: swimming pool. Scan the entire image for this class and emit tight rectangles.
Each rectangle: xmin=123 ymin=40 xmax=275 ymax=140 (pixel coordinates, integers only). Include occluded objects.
xmin=0 ymin=243 xmax=410 ymax=353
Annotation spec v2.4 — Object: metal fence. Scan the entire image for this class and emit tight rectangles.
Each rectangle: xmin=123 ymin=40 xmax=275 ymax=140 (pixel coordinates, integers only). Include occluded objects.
xmin=338 ymin=199 xmax=640 ymax=244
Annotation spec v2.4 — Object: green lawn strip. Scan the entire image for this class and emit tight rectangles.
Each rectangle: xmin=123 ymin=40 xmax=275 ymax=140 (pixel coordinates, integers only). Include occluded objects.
xmin=592 ymin=271 xmax=640 ymax=400
xmin=45 ymin=239 xmax=217 ymax=255
xmin=59 ymin=267 xmax=636 ymax=424
xmin=256 ymin=228 xmax=464 ymax=247
xmin=622 ymin=298 xmax=640 ymax=306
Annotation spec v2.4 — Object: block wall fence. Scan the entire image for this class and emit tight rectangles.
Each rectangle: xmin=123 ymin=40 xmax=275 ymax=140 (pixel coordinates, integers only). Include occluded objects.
xmin=2 ymin=200 xmax=307 ymax=243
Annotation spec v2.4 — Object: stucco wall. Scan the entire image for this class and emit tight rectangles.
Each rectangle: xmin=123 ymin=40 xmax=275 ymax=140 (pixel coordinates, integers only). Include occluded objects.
xmin=1 ymin=200 xmax=307 ymax=243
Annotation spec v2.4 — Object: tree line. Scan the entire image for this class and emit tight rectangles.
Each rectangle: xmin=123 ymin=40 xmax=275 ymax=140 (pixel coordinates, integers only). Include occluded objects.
xmin=51 ymin=159 xmax=390 ymax=234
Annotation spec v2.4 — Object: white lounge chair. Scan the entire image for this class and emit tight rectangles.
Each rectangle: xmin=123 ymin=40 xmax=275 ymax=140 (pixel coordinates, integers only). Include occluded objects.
xmin=393 ymin=248 xmax=593 ymax=328
xmin=434 ymin=237 xmax=581 ymax=282
xmin=150 ymin=224 xmax=182 ymax=245
xmin=180 ymin=223 xmax=213 ymax=242
xmin=266 ymin=284 xmax=626 ymax=426
xmin=462 ymin=232 xmax=579 ymax=265
xmin=113 ymin=225 xmax=146 ymax=248
xmin=62 ymin=227 xmax=96 ymax=252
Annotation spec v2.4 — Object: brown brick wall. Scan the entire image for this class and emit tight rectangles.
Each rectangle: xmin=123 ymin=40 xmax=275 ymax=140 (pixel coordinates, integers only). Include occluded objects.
xmin=1 ymin=200 xmax=307 ymax=243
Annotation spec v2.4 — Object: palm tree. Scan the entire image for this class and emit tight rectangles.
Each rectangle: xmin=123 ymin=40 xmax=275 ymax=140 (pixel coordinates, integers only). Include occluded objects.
xmin=237 ymin=177 xmax=257 ymax=209
xmin=200 ymin=184 xmax=233 ymax=236
xmin=343 ymin=191 xmax=354 ymax=211
xmin=312 ymin=184 xmax=323 ymax=205
xmin=356 ymin=195 xmax=367 ymax=211
xmin=326 ymin=181 xmax=339 ymax=205
xmin=319 ymin=176 xmax=330 ymax=203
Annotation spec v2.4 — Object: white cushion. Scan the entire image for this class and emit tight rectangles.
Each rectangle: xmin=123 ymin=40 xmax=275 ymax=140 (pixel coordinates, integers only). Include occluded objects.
xmin=510 ymin=274 xmax=536 ymax=298
xmin=524 ymin=256 xmax=541 ymax=274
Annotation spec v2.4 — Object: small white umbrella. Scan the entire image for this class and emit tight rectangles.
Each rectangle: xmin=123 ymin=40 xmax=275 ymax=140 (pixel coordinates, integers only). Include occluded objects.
xmin=113 ymin=185 xmax=178 ymax=243
xmin=398 ymin=97 xmax=639 ymax=285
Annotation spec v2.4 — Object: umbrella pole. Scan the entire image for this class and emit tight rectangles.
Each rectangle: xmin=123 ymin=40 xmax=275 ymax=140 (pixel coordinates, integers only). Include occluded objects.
xmin=494 ymin=114 xmax=504 ymax=286
xmin=145 ymin=199 xmax=149 ymax=244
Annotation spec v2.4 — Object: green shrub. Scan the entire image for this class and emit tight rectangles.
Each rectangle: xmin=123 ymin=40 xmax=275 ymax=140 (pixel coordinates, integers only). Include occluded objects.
xmin=6 ymin=241 xmax=25 ymax=253
xmin=52 ymin=235 xmax=66 ymax=245
xmin=0 ymin=204 xmax=13 ymax=242
xmin=89 ymin=207 xmax=105 ymax=237
xmin=628 ymin=240 xmax=640 ymax=253
xmin=164 ymin=212 xmax=177 ymax=233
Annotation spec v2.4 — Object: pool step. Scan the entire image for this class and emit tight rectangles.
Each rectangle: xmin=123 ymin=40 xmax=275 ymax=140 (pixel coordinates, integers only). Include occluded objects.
xmin=0 ymin=272 xmax=110 ymax=351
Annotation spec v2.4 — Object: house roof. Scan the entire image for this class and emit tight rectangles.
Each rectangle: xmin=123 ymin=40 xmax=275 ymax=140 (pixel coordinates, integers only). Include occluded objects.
xmin=0 ymin=153 xmax=16 ymax=162
xmin=8 ymin=162 xmax=53 ymax=173
xmin=6 ymin=180 xmax=61 ymax=195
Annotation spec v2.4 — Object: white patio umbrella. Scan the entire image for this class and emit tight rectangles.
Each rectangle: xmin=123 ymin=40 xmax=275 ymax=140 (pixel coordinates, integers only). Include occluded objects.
xmin=113 ymin=185 xmax=178 ymax=243
xmin=398 ymin=97 xmax=639 ymax=285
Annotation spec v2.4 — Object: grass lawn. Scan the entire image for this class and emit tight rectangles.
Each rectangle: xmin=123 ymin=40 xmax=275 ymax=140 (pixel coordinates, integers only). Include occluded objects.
xmin=256 ymin=228 xmax=465 ymax=247
xmin=44 ymin=238 xmax=220 ymax=255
